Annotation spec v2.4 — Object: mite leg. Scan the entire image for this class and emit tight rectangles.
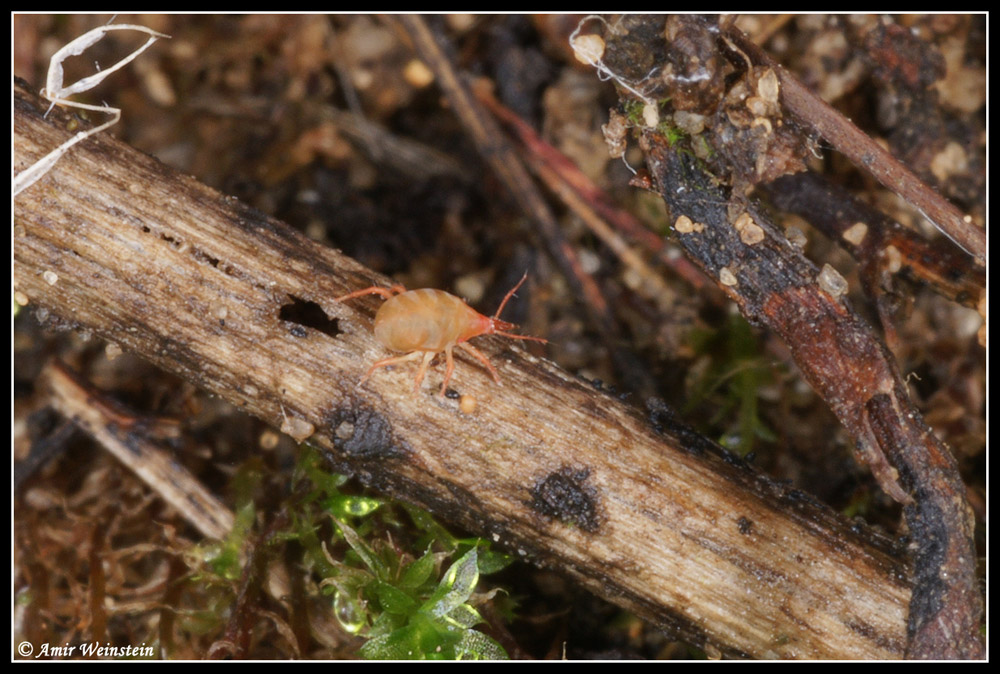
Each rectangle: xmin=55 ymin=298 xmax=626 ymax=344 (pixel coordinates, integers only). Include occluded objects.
xmin=457 ymin=342 xmax=501 ymax=384
xmin=412 ymin=351 xmax=437 ymax=392
xmin=334 ymin=284 xmax=407 ymax=303
xmin=492 ymin=331 xmax=547 ymax=344
xmin=439 ymin=345 xmax=456 ymax=397
xmin=359 ymin=350 xmax=423 ymax=386
xmin=491 ymin=273 xmax=528 ymax=320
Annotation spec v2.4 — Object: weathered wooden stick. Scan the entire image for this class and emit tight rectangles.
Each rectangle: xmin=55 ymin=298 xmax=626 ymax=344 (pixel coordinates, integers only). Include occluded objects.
xmin=640 ymin=134 xmax=981 ymax=659
xmin=14 ymin=78 xmax=909 ymax=659
xmin=41 ymin=361 xmax=235 ymax=541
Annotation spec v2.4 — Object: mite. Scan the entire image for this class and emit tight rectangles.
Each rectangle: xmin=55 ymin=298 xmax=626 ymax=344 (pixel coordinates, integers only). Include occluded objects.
xmin=335 ymin=274 xmax=546 ymax=396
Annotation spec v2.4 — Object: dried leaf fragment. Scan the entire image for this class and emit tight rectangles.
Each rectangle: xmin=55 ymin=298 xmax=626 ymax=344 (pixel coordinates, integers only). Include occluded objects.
xmin=14 ymin=23 xmax=168 ymax=196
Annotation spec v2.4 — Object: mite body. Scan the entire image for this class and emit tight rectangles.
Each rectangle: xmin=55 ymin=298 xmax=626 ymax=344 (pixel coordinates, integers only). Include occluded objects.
xmin=335 ymin=275 xmax=545 ymax=396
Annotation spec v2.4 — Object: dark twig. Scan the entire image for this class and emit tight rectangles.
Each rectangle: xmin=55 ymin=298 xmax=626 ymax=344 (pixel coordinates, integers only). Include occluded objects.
xmin=640 ymin=133 xmax=982 ymax=660
xmin=766 ymin=171 xmax=984 ymax=310
xmin=592 ymin=14 xmax=981 ymax=656
xmin=721 ymin=24 xmax=986 ymax=266
xmin=765 ymin=171 xmax=985 ymax=348
xmin=320 ymin=105 xmax=464 ymax=181
xmin=13 ymin=417 xmax=78 ymax=491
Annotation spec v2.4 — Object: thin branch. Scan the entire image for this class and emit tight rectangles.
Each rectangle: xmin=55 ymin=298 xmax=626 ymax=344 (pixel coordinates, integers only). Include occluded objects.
xmin=478 ymin=87 xmax=714 ymax=295
xmin=13 ymin=418 xmax=78 ymax=491
xmin=765 ymin=171 xmax=985 ymax=349
xmin=721 ymin=24 xmax=986 ymax=266
xmin=43 ymin=361 xmax=235 ymax=541
xmin=639 ymin=130 xmax=982 ymax=660
xmin=766 ymin=171 xmax=985 ymax=310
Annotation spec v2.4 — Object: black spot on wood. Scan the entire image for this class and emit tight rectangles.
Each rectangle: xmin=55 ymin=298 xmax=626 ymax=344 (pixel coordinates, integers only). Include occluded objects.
xmin=904 ymin=497 xmax=949 ymax=642
xmin=530 ymin=466 xmax=600 ymax=533
xmin=324 ymin=406 xmax=404 ymax=460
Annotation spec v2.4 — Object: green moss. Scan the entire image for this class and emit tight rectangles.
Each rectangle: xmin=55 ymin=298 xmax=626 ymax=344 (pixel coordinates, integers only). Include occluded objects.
xmin=292 ymin=444 xmax=513 ymax=660
xmin=684 ymin=314 xmax=777 ymax=457
xmin=658 ymin=120 xmax=686 ymax=146
xmin=622 ymin=98 xmax=646 ymax=126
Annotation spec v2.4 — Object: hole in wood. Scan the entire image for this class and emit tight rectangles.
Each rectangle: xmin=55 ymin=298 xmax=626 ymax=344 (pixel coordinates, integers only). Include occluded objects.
xmin=279 ymin=296 xmax=340 ymax=338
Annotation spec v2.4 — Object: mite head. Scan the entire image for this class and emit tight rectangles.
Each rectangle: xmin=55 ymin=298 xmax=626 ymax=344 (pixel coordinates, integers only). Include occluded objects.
xmin=459 ymin=311 xmax=523 ymax=343
xmin=490 ymin=317 xmax=518 ymax=333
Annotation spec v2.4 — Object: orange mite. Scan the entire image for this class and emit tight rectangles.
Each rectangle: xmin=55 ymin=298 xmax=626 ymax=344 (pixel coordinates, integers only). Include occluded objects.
xmin=335 ymin=274 xmax=546 ymax=396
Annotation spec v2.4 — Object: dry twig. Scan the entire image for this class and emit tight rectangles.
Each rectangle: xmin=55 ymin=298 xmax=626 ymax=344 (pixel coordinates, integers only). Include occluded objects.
xmin=42 ymin=362 xmax=234 ymax=540
xmin=479 ymin=87 xmax=713 ymax=295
